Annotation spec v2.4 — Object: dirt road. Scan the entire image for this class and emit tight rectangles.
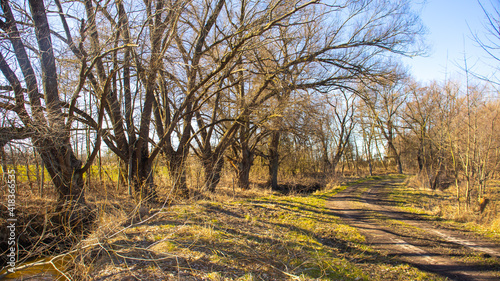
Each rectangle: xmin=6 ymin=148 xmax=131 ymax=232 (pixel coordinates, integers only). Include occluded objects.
xmin=327 ymin=178 xmax=500 ymax=281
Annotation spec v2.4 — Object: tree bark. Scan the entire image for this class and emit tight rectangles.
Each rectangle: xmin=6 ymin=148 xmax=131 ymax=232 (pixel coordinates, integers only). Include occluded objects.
xmin=331 ymin=151 xmax=342 ymax=176
xmin=35 ymin=138 xmax=85 ymax=205
xmin=268 ymin=131 xmax=280 ymax=190
xmin=166 ymin=153 xmax=189 ymax=198
xmin=128 ymin=144 xmax=156 ymax=202
xmin=396 ymin=156 xmax=403 ymax=174
xmin=1 ymin=146 xmax=8 ymax=184
xmin=237 ymin=145 xmax=254 ymax=189
xmin=203 ymin=155 xmax=224 ymax=192
xmin=117 ymin=158 xmax=128 ymax=186
xmin=387 ymin=140 xmax=403 ymax=174
xmin=321 ymin=139 xmax=331 ymax=174
xmin=19 ymin=0 xmax=88 ymax=208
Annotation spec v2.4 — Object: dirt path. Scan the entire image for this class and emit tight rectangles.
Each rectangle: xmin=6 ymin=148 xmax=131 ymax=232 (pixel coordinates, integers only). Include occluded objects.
xmin=326 ymin=178 xmax=500 ymax=281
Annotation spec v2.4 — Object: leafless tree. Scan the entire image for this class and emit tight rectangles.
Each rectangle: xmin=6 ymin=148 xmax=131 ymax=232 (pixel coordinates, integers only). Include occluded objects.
xmin=475 ymin=0 xmax=500 ymax=80
xmin=0 ymin=0 xmax=103 ymax=214
xmin=0 ymin=0 xmax=424 ymax=205
xmin=362 ymin=77 xmax=408 ymax=174
xmin=325 ymin=90 xmax=357 ymax=175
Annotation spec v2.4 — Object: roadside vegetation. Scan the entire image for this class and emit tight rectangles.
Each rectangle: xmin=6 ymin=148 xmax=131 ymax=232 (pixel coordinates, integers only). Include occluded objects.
xmin=388 ymin=175 xmax=500 ymax=242
xmin=2 ymin=174 xmax=446 ymax=280
xmin=0 ymin=0 xmax=499 ymax=280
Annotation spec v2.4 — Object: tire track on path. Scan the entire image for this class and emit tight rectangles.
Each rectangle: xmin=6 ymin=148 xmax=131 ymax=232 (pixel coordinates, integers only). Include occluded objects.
xmin=363 ymin=183 xmax=500 ymax=259
xmin=326 ymin=178 xmax=500 ymax=281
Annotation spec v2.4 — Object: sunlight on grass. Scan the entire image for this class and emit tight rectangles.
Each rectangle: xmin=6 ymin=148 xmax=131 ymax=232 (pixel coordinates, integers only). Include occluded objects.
xmin=388 ymin=176 xmax=500 ymax=242
xmin=78 ymin=177 xmax=445 ymax=280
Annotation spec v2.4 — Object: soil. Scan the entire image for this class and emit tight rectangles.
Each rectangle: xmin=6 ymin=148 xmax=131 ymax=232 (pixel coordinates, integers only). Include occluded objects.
xmin=326 ymin=178 xmax=500 ymax=281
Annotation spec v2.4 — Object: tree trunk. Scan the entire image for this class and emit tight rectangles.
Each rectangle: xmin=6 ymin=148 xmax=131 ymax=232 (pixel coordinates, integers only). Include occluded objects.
xmin=268 ymin=131 xmax=280 ymax=190
xmin=1 ymin=146 xmax=7 ymax=184
xmin=167 ymin=153 xmax=189 ymax=198
xmin=396 ymin=156 xmax=403 ymax=174
xmin=417 ymin=146 xmax=424 ymax=172
xmin=430 ymin=165 xmax=442 ymax=190
xmin=237 ymin=146 xmax=254 ymax=190
xmin=117 ymin=158 xmax=128 ymax=187
xmin=321 ymin=141 xmax=331 ymax=174
xmin=35 ymin=139 xmax=93 ymax=233
xmin=129 ymin=145 xmax=156 ymax=202
xmin=36 ymin=141 xmax=85 ymax=205
xmin=374 ymin=139 xmax=387 ymax=171
xmin=203 ymin=155 xmax=224 ymax=192
xmin=465 ymin=178 xmax=471 ymax=209
xmin=331 ymin=151 xmax=342 ymax=176
xmin=387 ymin=140 xmax=403 ymax=174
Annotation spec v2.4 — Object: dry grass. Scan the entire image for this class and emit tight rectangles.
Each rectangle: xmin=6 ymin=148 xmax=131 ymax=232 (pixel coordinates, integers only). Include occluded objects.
xmin=392 ymin=175 xmax=500 ymax=242
xmin=0 ymin=181 xmax=58 ymax=261
xmin=61 ymin=176 xmax=442 ymax=281
xmin=2 ymin=172 xmax=445 ymax=280
xmin=0 ymin=177 xmax=136 ymax=280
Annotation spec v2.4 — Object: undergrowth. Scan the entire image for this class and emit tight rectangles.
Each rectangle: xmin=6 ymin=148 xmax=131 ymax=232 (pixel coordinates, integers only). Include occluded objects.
xmin=1 ymin=175 xmax=444 ymax=280
xmin=65 ymin=178 xmax=443 ymax=281
xmin=388 ymin=175 xmax=500 ymax=242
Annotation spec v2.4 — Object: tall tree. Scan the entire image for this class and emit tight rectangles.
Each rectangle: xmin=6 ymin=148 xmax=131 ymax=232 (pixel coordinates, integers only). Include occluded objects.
xmin=401 ymin=81 xmax=446 ymax=188
xmin=326 ymin=90 xmax=357 ymax=175
xmin=0 ymin=0 xmax=104 ymax=217
xmin=363 ymin=78 xmax=408 ymax=174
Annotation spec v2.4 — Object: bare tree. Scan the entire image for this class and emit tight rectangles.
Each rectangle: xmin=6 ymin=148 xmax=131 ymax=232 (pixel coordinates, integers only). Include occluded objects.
xmin=169 ymin=0 xmax=328 ymax=192
xmin=257 ymin=0 xmax=424 ymax=187
xmin=362 ymin=77 xmax=408 ymax=174
xmin=56 ymin=0 xmax=187 ymax=201
xmin=0 ymin=0 xmax=99 ymax=213
xmin=356 ymin=100 xmax=379 ymax=176
xmin=325 ymin=90 xmax=357 ymax=175
xmin=401 ymin=81 xmax=447 ymax=188
xmin=475 ymin=0 xmax=500 ymax=82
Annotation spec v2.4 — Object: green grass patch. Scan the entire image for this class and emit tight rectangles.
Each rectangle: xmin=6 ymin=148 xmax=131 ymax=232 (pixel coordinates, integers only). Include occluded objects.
xmin=81 ymin=178 xmax=444 ymax=280
xmin=387 ymin=176 xmax=500 ymax=242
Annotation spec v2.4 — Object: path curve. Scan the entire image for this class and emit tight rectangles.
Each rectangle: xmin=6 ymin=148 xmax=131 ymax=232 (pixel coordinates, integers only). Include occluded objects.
xmin=326 ymin=178 xmax=500 ymax=281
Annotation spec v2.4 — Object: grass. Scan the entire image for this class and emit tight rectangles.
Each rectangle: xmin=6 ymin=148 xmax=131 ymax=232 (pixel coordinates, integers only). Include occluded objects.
xmin=4 ymin=155 xmax=498 ymax=280
xmin=66 ymin=178 xmax=444 ymax=280
xmin=387 ymin=175 xmax=500 ymax=243
xmin=1 ymin=171 xmax=446 ymax=280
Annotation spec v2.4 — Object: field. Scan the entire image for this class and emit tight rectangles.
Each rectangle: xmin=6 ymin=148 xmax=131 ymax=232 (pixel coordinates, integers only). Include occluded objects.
xmin=1 ymin=168 xmax=499 ymax=280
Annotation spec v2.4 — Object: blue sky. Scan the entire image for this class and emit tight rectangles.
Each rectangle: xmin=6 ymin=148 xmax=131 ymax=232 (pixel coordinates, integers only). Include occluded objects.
xmin=403 ymin=0 xmax=497 ymax=84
